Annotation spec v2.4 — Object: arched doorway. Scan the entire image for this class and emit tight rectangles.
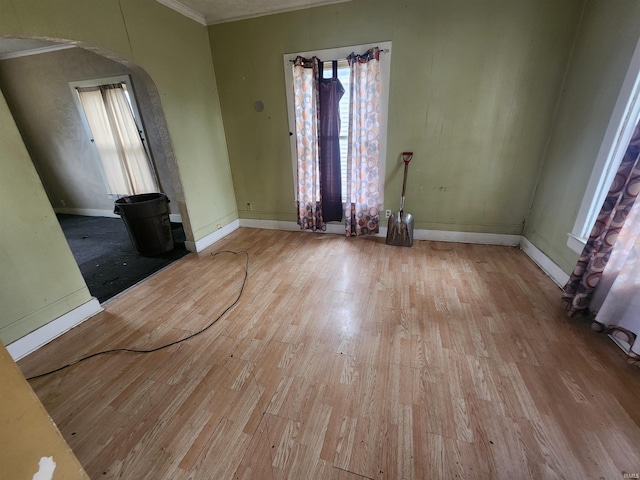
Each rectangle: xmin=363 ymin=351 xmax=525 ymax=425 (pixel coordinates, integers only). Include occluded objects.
xmin=0 ymin=37 xmax=192 ymax=302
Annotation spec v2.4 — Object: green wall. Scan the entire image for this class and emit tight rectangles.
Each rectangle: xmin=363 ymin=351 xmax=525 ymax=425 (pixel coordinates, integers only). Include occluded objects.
xmin=0 ymin=88 xmax=91 ymax=343
xmin=0 ymin=0 xmax=236 ymax=344
xmin=209 ymin=0 xmax=583 ymax=234
xmin=525 ymin=0 xmax=640 ymax=273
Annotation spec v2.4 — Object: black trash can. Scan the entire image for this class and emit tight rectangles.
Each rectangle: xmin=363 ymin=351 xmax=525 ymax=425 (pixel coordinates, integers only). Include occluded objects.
xmin=114 ymin=193 xmax=174 ymax=257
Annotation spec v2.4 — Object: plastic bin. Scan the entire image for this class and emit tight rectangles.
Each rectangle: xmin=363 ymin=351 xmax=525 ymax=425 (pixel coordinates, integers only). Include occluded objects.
xmin=114 ymin=193 xmax=174 ymax=256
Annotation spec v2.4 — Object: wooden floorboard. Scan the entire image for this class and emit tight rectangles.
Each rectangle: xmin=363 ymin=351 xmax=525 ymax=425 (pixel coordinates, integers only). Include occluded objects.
xmin=18 ymin=227 xmax=640 ymax=479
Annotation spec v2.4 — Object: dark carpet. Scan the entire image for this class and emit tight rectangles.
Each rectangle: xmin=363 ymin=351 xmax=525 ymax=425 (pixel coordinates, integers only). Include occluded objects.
xmin=57 ymin=214 xmax=190 ymax=303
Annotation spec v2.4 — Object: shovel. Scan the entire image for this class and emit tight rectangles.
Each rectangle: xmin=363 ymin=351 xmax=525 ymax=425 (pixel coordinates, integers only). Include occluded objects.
xmin=386 ymin=152 xmax=414 ymax=247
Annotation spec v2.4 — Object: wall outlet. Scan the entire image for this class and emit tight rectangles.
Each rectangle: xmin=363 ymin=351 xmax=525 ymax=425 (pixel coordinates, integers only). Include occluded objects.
xmin=385 ymin=209 xmax=392 ymax=218
xmin=246 ymin=202 xmax=252 ymax=211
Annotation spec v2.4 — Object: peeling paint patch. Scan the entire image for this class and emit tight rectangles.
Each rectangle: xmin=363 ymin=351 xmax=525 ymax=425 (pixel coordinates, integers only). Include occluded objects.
xmin=32 ymin=456 xmax=56 ymax=480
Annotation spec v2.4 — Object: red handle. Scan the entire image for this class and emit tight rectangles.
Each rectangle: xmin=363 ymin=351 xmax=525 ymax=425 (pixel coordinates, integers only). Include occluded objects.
xmin=402 ymin=152 xmax=413 ymax=165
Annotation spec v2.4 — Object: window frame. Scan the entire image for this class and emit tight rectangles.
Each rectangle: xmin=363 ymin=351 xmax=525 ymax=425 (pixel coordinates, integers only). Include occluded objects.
xmin=69 ymin=75 xmax=154 ymax=199
xmin=568 ymin=36 xmax=640 ymax=253
xmin=283 ymin=41 xmax=392 ymax=209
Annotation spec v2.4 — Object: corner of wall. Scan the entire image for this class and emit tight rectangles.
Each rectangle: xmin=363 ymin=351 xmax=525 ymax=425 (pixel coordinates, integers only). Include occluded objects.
xmin=519 ymin=236 xmax=570 ymax=287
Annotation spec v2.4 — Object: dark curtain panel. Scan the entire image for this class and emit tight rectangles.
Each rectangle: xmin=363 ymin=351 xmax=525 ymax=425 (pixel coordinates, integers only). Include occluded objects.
xmin=319 ymin=61 xmax=345 ymax=223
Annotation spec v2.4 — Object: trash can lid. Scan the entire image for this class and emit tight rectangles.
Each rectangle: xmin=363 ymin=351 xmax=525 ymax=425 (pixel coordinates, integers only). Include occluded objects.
xmin=115 ymin=193 xmax=168 ymax=204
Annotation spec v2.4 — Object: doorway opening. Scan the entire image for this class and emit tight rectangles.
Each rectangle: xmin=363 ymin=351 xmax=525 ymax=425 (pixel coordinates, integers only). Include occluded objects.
xmin=0 ymin=38 xmax=190 ymax=302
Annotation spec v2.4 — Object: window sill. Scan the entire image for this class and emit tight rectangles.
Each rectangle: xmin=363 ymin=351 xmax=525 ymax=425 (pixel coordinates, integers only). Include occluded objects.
xmin=567 ymin=232 xmax=586 ymax=254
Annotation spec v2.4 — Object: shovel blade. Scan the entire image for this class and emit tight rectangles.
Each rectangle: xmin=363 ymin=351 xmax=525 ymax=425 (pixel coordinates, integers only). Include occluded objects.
xmin=386 ymin=212 xmax=414 ymax=247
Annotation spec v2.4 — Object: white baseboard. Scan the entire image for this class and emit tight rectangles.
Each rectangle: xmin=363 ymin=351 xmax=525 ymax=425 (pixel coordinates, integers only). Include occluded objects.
xmin=413 ymin=229 xmax=521 ymax=246
xmin=54 ymin=207 xmax=182 ymax=223
xmin=6 ymin=298 xmax=103 ymax=361
xmin=519 ymin=237 xmax=570 ymax=287
xmin=239 ymin=219 xmax=521 ymax=245
xmin=239 ymin=219 xmax=351 ymax=235
xmin=185 ymin=219 xmax=240 ymax=252
xmin=608 ymin=334 xmax=633 ymax=354
xmin=239 ymin=219 xmax=301 ymax=232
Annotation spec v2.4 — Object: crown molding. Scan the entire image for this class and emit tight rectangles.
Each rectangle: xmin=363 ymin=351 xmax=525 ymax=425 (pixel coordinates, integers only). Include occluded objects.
xmin=0 ymin=44 xmax=75 ymax=61
xmin=205 ymin=0 xmax=351 ymax=25
xmin=155 ymin=0 xmax=207 ymax=26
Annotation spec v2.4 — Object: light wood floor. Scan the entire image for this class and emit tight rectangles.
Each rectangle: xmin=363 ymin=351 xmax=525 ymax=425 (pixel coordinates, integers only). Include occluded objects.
xmin=19 ymin=228 xmax=640 ymax=479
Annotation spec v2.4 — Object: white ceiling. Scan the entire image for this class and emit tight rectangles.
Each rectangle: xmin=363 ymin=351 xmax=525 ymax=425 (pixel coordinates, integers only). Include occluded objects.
xmin=157 ymin=0 xmax=351 ymax=25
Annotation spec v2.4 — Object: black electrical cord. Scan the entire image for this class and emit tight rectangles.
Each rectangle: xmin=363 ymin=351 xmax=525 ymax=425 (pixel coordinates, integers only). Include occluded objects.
xmin=26 ymin=250 xmax=249 ymax=381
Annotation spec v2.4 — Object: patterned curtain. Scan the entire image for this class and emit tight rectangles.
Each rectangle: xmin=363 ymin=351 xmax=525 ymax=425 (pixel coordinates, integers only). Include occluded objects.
xmin=562 ymin=121 xmax=640 ymax=315
xmin=345 ymin=48 xmax=381 ymax=236
xmin=293 ymin=56 xmax=324 ymax=231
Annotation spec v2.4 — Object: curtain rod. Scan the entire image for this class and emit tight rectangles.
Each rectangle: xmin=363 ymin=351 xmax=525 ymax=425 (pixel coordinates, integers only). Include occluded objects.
xmin=288 ymin=48 xmax=389 ymax=63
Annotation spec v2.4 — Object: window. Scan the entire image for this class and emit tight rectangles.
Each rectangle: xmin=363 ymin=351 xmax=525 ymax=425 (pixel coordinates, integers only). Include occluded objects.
xmin=323 ymin=59 xmax=350 ymax=202
xmin=284 ymin=42 xmax=392 ymax=209
xmin=568 ymin=36 xmax=640 ymax=253
xmin=70 ymin=76 xmax=158 ymax=198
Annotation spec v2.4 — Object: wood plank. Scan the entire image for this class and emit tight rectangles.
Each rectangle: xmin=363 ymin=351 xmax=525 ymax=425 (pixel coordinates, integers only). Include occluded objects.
xmin=15 ymin=228 xmax=640 ymax=479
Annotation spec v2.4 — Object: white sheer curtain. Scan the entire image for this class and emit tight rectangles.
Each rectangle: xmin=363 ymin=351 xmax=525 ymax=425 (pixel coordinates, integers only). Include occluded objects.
xmin=590 ymin=198 xmax=640 ymax=365
xmin=77 ymin=84 xmax=158 ymax=196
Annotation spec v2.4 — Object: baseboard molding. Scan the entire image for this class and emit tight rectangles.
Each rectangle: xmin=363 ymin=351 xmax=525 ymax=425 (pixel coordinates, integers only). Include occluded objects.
xmin=185 ymin=219 xmax=240 ymax=252
xmin=239 ymin=219 xmax=522 ymax=245
xmin=413 ymin=229 xmax=521 ymax=246
xmin=608 ymin=334 xmax=633 ymax=355
xmin=239 ymin=219 xmax=350 ymax=235
xmin=54 ymin=207 xmax=182 ymax=223
xmin=519 ymin=237 xmax=570 ymax=287
xmin=6 ymin=298 xmax=103 ymax=361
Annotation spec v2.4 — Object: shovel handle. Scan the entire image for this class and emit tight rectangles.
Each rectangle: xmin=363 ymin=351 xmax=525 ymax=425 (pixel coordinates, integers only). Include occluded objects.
xmin=400 ymin=152 xmax=412 ymax=211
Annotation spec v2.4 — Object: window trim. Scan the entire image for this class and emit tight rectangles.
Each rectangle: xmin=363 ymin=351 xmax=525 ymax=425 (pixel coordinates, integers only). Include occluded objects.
xmin=283 ymin=41 xmax=392 ymax=208
xmin=69 ymin=75 xmax=154 ymax=198
xmin=568 ymin=35 xmax=640 ymax=253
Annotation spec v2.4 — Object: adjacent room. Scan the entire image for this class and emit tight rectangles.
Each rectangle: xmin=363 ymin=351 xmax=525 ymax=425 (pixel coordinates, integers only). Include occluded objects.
xmin=1 ymin=0 xmax=639 ymax=478
xmin=0 ymin=44 xmax=191 ymax=302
